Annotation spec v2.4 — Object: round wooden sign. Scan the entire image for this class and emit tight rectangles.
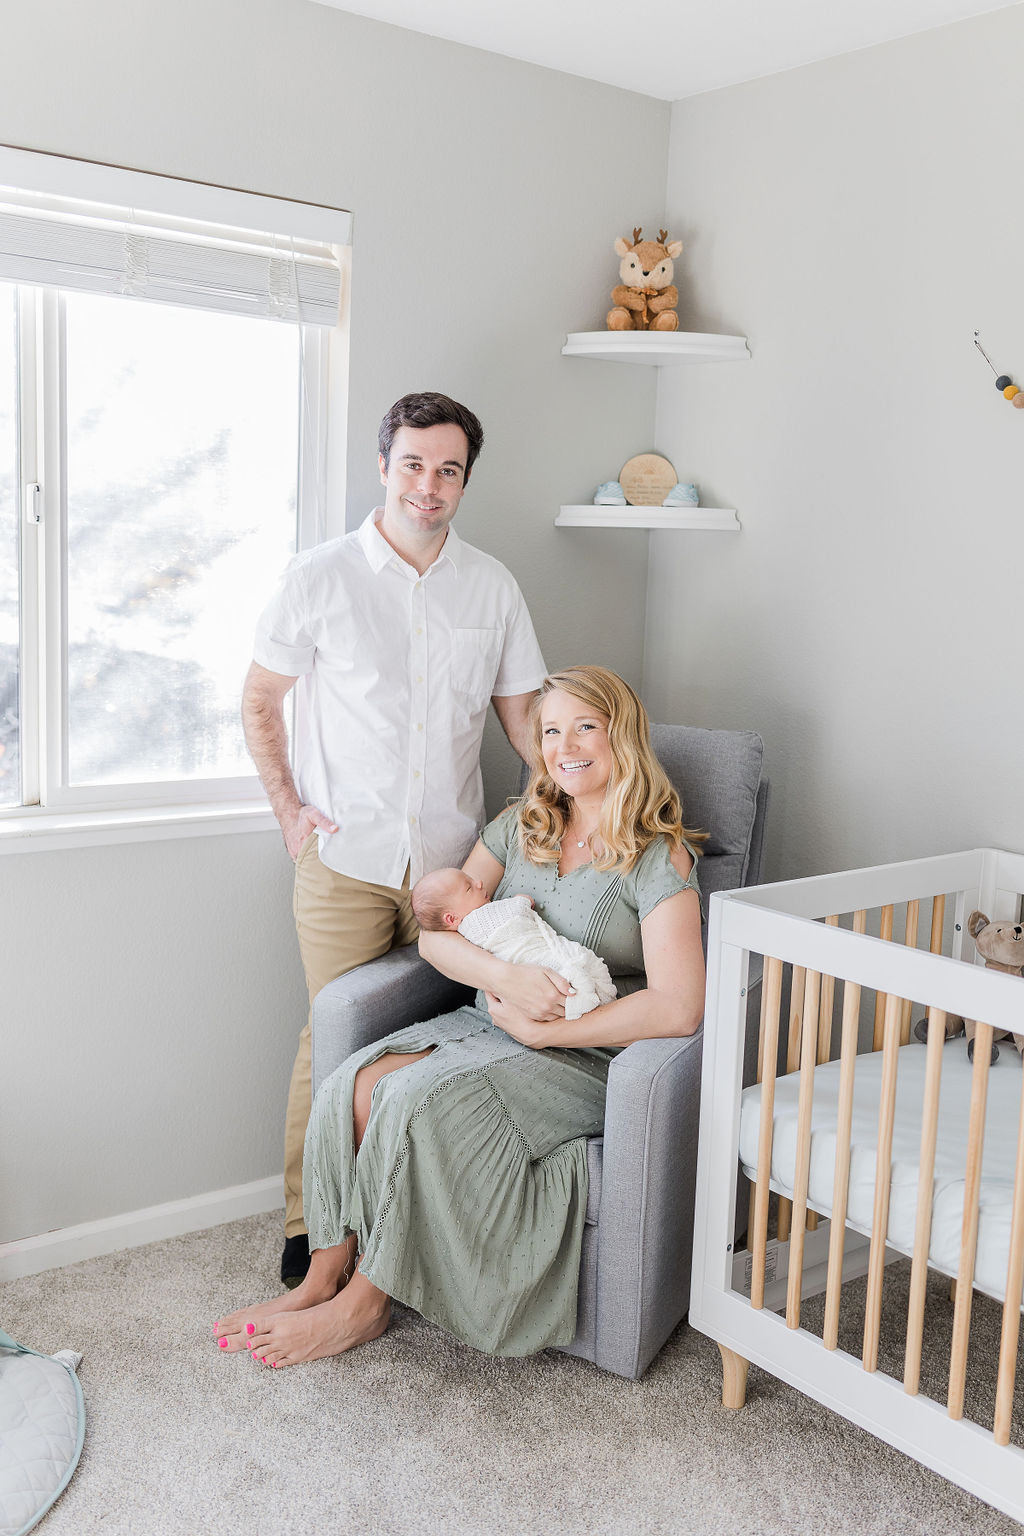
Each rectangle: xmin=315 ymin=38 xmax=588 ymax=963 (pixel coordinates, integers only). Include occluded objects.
xmin=619 ymin=453 xmax=677 ymax=507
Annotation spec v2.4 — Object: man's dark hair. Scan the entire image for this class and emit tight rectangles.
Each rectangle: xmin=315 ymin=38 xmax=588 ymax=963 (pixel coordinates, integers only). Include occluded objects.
xmin=378 ymin=392 xmax=484 ymax=480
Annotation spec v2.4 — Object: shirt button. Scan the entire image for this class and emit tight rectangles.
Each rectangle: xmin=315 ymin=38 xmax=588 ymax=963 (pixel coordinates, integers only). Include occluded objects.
xmin=413 ymin=769 xmax=421 ymax=779
xmin=416 ymin=723 xmax=423 ymax=732
xmin=410 ymin=816 xmax=417 ymax=825
xmin=415 ymin=627 xmax=423 ymax=636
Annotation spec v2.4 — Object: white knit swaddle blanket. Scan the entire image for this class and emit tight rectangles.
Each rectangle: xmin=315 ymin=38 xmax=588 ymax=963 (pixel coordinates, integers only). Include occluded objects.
xmin=459 ymin=894 xmax=618 ymax=1020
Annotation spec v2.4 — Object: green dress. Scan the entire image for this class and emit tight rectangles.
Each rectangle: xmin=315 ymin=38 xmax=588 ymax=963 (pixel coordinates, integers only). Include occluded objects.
xmin=303 ymin=810 xmax=701 ymax=1356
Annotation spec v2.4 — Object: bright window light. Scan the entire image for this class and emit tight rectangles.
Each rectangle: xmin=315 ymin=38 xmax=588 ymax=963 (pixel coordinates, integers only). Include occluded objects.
xmin=63 ymin=294 xmax=300 ymax=787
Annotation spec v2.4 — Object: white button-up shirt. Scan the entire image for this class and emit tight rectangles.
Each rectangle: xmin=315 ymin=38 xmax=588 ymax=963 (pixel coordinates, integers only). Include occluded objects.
xmin=253 ymin=510 xmax=547 ymax=886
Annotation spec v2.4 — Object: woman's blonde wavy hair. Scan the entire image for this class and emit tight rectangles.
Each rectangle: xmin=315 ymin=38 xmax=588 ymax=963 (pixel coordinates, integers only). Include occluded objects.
xmin=517 ymin=665 xmax=707 ymax=873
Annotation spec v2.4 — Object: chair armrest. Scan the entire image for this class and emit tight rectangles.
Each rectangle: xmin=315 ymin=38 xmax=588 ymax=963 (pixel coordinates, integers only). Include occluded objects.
xmin=593 ymin=1029 xmax=705 ymax=1378
xmin=311 ymin=944 xmax=473 ymax=1095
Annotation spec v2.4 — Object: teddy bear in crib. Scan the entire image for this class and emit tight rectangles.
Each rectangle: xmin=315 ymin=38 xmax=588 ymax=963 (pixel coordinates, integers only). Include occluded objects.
xmin=607 ymin=228 xmax=683 ymax=331
xmin=913 ymin=909 xmax=1024 ymax=1063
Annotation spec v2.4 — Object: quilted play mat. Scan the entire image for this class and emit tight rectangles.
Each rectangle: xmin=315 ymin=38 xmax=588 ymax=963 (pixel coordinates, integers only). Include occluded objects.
xmin=0 ymin=1328 xmax=85 ymax=1536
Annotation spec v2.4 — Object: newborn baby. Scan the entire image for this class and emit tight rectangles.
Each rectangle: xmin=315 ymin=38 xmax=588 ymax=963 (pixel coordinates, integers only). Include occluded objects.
xmin=412 ymin=868 xmax=618 ymax=1021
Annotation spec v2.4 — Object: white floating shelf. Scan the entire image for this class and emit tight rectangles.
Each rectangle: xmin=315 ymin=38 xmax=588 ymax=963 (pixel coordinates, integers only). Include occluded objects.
xmin=556 ymin=506 xmax=740 ymax=531
xmin=562 ymin=330 xmax=750 ymax=365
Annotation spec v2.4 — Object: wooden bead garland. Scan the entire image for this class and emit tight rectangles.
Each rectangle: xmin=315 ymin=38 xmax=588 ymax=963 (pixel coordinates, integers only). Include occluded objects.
xmin=975 ymin=332 xmax=1024 ymax=408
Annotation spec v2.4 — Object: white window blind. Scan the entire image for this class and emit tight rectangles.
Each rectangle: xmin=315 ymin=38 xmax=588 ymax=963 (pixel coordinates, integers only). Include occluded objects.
xmin=0 ymin=200 xmax=341 ymax=326
xmin=0 ymin=148 xmax=350 ymax=328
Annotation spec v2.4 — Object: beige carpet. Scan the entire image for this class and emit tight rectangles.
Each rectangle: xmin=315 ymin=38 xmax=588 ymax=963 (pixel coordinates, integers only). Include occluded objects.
xmin=2 ymin=1211 xmax=1021 ymax=1536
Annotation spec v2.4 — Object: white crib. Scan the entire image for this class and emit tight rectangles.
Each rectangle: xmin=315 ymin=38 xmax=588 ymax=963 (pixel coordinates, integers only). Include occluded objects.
xmin=691 ymin=847 xmax=1024 ymax=1525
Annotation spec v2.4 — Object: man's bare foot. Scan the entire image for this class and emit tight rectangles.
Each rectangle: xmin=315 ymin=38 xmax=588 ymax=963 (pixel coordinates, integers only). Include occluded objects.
xmin=247 ymin=1274 xmax=390 ymax=1368
xmin=214 ymin=1241 xmax=356 ymax=1352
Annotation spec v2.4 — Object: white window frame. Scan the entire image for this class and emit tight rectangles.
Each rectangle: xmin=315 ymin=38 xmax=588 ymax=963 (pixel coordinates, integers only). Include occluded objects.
xmin=0 ymin=147 xmax=350 ymax=839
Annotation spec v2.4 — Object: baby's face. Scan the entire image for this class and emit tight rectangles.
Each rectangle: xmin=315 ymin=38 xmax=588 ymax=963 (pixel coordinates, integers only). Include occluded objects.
xmin=443 ymin=871 xmax=491 ymax=925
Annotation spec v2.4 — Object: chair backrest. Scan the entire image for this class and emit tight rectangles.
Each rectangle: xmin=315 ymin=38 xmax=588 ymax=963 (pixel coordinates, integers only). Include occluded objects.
xmin=648 ymin=723 xmax=767 ymax=910
xmin=516 ymin=722 xmax=767 ymax=919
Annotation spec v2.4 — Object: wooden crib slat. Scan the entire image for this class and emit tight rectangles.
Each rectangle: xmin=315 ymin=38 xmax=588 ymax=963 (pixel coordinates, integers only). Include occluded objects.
xmin=787 ymin=968 xmax=821 ymax=1329
xmin=904 ymin=1005 xmax=948 ymax=1394
xmin=899 ymin=900 xmax=920 ymax=1045
xmin=994 ymin=1056 xmax=1024 ymax=1445
xmin=750 ymin=956 xmax=784 ymax=1311
xmin=948 ymin=1020 xmax=995 ymax=1420
xmin=746 ymin=946 xmax=777 ymax=1246
xmin=747 ymin=964 xmax=772 ymax=1248
xmin=823 ymin=917 xmax=865 ymax=1351
xmin=778 ymin=964 xmax=807 ymax=1245
xmin=808 ymin=918 xmax=840 ymax=1238
xmin=787 ymin=965 xmax=806 ymax=1073
xmin=863 ymin=991 xmax=902 ymax=1372
xmin=777 ymin=1202 xmax=792 ymax=1246
xmin=930 ymin=892 xmax=946 ymax=955
xmin=817 ymin=917 xmax=839 ymax=1064
xmin=872 ymin=905 xmax=895 ymax=1051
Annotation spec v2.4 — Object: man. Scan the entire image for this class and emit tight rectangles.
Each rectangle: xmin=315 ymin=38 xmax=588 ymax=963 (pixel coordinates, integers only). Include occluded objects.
xmin=243 ymin=392 xmax=546 ymax=1286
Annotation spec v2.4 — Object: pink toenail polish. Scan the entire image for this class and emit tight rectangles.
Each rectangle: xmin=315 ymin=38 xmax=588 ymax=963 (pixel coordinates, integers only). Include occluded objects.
xmin=272 ymin=1362 xmax=278 ymax=1368
xmin=246 ymin=1323 xmax=255 ymax=1335
xmin=218 ymin=1338 xmax=227 ymax=1348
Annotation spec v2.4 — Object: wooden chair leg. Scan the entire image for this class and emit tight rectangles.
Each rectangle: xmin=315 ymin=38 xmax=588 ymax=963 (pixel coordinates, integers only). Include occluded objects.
xmin=718 ymin=1343 xmax=749 ymax=1410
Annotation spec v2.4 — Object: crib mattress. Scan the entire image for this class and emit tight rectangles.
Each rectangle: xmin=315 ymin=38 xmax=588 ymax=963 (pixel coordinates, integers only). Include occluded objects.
xmin=738 ymin=1043 xmax=1024 ymax=1306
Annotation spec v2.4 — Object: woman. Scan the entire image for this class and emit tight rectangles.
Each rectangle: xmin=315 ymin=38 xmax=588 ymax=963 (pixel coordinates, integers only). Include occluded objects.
xmin=214 ymin=666 xmax=706 ymax=1366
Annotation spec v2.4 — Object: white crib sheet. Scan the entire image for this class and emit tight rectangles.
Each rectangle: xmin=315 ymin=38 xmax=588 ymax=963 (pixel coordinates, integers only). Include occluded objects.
xmin=738 ymin=1043 xmax=1024 ymax=1307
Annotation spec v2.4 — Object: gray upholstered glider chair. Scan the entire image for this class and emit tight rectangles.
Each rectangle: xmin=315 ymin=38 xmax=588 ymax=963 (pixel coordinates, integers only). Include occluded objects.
xmin=310 ymin=724 xmax=768 ymax=1380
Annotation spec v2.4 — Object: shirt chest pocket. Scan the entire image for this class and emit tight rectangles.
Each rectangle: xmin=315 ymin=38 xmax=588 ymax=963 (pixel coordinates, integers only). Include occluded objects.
xmin=450 ymin=627 xmax=503 ymax=702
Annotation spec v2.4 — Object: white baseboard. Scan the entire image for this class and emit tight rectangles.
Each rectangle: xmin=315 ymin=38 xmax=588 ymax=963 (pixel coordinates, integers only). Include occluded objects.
xmin=0 ymin=1175 xmax=284 ymax=1281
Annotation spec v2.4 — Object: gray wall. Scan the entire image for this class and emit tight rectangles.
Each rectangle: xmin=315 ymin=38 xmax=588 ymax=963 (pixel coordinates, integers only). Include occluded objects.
xmin=0 ymin=0 xmax=667 ymax=1241
xmin=644 ymin=6 xmax=1024 ymax=881
xmin=1 ymin=834 xmax=302 ymax=1240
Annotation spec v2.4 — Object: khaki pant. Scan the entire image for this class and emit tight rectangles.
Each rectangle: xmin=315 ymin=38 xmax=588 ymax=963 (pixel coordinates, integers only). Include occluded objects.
xmin=283 ymin=833 xmax=419 ymax=1236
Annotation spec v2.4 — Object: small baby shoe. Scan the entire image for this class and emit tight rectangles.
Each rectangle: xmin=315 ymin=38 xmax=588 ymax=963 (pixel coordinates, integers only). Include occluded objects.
xmin=663 ymin=482 xmax=699 ymax=507
xmin=593 ymin=481 xmax=627 ymax=506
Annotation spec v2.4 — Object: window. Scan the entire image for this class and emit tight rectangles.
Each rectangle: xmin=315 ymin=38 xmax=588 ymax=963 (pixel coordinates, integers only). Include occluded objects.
xmin=0 ymin=148 xmax=350 ymax=820
xmin=0 ymin=289 xmax=16 ymax=802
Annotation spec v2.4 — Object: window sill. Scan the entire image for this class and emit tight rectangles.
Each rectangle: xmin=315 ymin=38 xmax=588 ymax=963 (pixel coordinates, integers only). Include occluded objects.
xmin=0 ymin=800 xmax=280 ymax=855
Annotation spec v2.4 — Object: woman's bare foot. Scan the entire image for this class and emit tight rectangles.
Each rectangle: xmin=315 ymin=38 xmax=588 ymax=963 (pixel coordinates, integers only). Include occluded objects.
xmin=247 ymin=1273 xmax=390 ymax=1368
xmin=214 ymin=1238 xmax=356 ymax=1352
